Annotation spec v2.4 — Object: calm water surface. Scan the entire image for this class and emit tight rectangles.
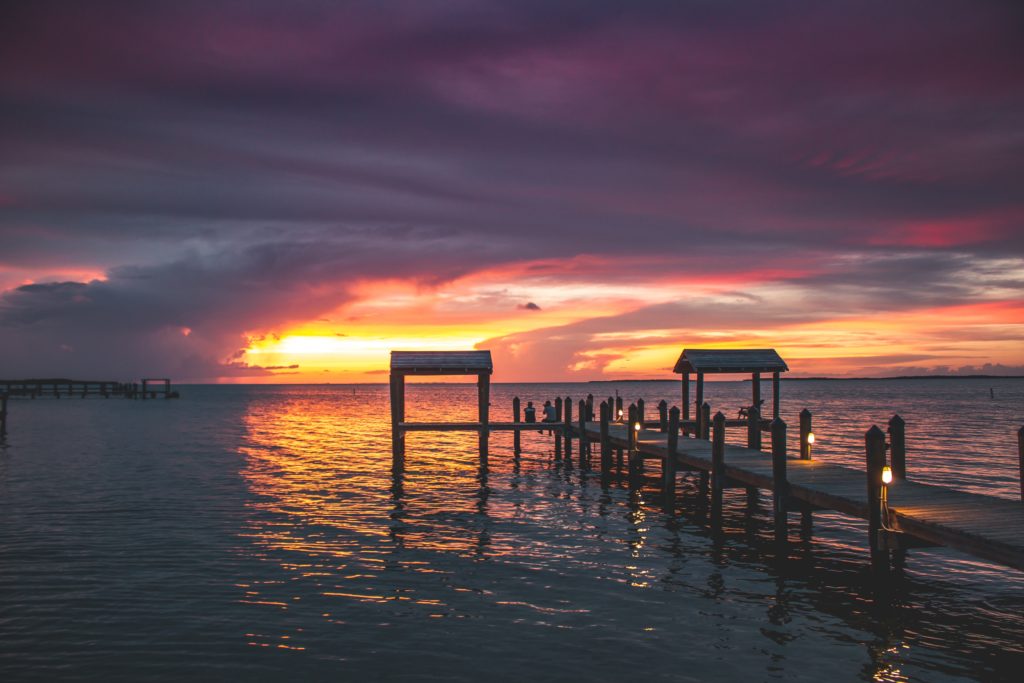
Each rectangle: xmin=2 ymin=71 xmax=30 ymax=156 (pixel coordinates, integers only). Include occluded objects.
xmin=1 ymin=379 xmax=1023 ymax=681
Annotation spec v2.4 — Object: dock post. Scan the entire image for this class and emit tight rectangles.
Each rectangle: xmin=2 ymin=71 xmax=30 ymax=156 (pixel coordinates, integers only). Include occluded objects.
xmin=390 ymin=374 xmax=405 ymax=472
xmin=606 ymin=396 xmax=614 ymax=421
xmin=628 ymin=403 xmax=641 ymax=480
xmin=554 ymin=397 xmax=563 ymax=460
xmin=700 ymin=402 xmax=711 ymax=440
xmin=745 ymin=405 xmax=761 ymax=505
xmin=599 ymin=401 xmax=612 ymax=473
xmin=711 ymin=412 xmax=726 ymax=527
xmin=1017 ymin=425 xmax=1023 ymax=502
xmin=586 ymin=394 xmax=594 ymax=421
xmin=771 ymin=418 xmax=788 ymax=544
xmin=799 ymin=409 xmax=812 ymax=460
xmin=637 ymin=398 xmax=645 ymax=427
xmin=658 ymin=400 xmax=668 ymax=432
xmin=563 ymin=397 xmax=573 ymax=464
xmin=513 ymin=397 xmax=521 ymax=455
xmin=663 ymin=406 xmax=680 ymax=501
xmin=746 ymin=405 xmax=762 ymax=450
xmin=578 ymin=399 xmax=588 ymax=466
xmin=888 ymin=415 xmax=906 ymax=480
xmin=865 ymin=426 xmax=889 ymax=573
xmin=614 ymin=396 xmax=623 ymax=421
xmin=1 ymin=393 xmax=7 ymax=439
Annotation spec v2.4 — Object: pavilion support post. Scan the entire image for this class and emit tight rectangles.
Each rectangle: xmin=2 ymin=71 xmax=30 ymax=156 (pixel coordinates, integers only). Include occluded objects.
xmin=657 ymin=400 xmax=668 ymax=432
xmin=663 ymin=407 xmax=680 ymax=501
xmin=478 ymin=374 xmax=490 ymax=465
xmin=599 ymin=401 xmax=612 ymax=473
xmin=752 ymin=372 xmax=761 ymax=411
xmin=799 ymin=409 xmax=812 ymax=460
xmin=711 ymin=412 xmax=726 ymax=527
xmin=695 ymin=373 xmax=705 ymax=436
xmin=771 ymin=418 xmax=789 ymax=544
xmin=772 ymin=372 xmax=781 ymax=419
xmin=390 ymin=373 xmax=405 ymax=472
xmin=866 ymin=426 xmax=889 ymax=573
xmin=700 ymin=402 xmax=711 ymax=441
xmin=682 ymin=373 xmax=690 ymax=422
xmin=578 ymin=399 xmax=588 ymax=466
xmin=513 ymin=397 xmax=521 ymax=455
xmin=888 ymin=415 xmax=906 ymax=480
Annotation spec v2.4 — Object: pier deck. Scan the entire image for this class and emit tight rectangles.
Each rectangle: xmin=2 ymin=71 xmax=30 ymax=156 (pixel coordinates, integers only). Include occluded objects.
xmin=584 ymin=422 xmax=1024 ymax=571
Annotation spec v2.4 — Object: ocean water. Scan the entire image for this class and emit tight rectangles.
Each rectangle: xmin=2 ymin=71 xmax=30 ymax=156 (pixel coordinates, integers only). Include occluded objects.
xmin=1 ymin=378 xmax=1022 ymax=681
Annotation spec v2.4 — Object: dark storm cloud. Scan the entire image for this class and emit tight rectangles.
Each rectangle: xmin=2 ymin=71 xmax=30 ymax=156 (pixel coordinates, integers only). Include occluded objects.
xmin=1 ymin=0 xmax=1022 ymax=377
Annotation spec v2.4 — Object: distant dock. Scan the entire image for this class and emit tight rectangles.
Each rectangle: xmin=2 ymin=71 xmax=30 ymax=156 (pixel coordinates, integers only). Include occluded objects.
xmin=0 ymin=377 xmax=177 ymax=400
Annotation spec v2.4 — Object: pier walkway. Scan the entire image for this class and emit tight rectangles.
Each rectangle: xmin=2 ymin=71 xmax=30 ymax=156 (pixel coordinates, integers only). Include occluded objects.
xmin=577 ymin=420 xmax=1024 ymax=572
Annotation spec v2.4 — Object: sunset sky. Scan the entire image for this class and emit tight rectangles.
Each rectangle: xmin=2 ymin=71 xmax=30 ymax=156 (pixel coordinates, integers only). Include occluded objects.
xmin=2 ymin=0 xmax=1022 ymax=382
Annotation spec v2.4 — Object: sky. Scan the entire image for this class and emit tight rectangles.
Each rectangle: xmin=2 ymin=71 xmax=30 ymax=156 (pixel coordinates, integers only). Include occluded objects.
xmin=1 ymin=0 xmax=1023 ymax=383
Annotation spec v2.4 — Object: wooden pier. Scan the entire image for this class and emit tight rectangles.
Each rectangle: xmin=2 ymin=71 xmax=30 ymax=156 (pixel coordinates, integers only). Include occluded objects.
xmin=389 ymin=348 xmax=1024 ymax=575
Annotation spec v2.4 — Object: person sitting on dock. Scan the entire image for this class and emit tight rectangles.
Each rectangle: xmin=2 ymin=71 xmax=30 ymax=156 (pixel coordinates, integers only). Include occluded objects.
xmin=524 ymin=401 xmax=537 ymax=423
xmin=541 ymin=400 xmax=557 ymax=434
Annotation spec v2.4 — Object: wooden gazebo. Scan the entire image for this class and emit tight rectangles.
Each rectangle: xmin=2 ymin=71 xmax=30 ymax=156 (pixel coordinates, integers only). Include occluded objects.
xmin=673 ymin=349 xmax=788 ymax=434
xmin=389 ymin=350 xmax=493 ymax=468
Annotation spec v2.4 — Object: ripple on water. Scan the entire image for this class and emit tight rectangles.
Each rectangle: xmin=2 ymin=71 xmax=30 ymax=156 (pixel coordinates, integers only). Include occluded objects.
xmin=1 ymin=380 xmax=1022 ymax=681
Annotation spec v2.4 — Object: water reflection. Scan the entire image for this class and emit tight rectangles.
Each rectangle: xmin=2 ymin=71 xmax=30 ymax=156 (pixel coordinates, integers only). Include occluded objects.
xmin=229 ymin=382 xmax=1024 ymax=680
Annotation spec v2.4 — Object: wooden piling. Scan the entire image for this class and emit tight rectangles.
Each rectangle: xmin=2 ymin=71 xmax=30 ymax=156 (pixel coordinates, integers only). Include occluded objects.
xmin=711 ymin=412 xmax=726 ymax=525
xmin=681 ymin=372 xmax=690 ymax=434
xmin=772 ymin=371 xmax=781 ymax=419
xmin=637 ymin=398 xmax=645 ymax=427
xmin=554 ymin=396 xmax=563 ymax=460
xmin=799 ymin=408 xmax=812 ymax=460
xmin=1018 ymin=425 xmax=1023 ymax=503
xmin=628 ymin=403 xmax=640 ymax=476
xmin=586 ymin=394 xmax=594 ymax=421
xmin=513 ymin=396 xmax=521 ymax=454
xmin=865 ymin=425 xmax=889 ymax=572
xmin=746 ymin=405 xmax=761 ymax=450
xmin=578 ymin=399 xmax=588 ymax=466
xmin=658 ymin=400 xmax=668 ymax=432
xmin=700 ymin=402 xmax=711 ymax=441
xmin=663 ymin=406 xmax=680 ymax=499
xmin=599 ymin=401 xmax=612 ymax=473
xmin=478 ymin=375 xmax=490 ymax=464
xmin=888 ymin=414 xmax=906 ymax=480
xmin=771 ymin=418 xmax=788 ymax=543
xmin=563 ymin=396 xmax=573 ymax=463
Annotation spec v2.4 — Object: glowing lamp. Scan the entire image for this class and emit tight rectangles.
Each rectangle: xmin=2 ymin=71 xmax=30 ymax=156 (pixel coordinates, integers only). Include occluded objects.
xmin=881 ymin=466 xmax=893 ymax=485
xmin=634 ymin=422 xmax=641 ymax=432
xmin=807 ymin=432 xmax=815 ymax=445
xmin=618 ymin=409 xmax=623 ymax=420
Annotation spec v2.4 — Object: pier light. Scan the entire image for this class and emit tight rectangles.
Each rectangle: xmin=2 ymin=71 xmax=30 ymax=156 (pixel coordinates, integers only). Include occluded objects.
xmin=807 ymin=432 xmax=815 ymax=445
xmin=634 ymin=422 xmax=641 ymax=432
xmin=618 ymin=408 xmax=623 ymax=421
xmin=881 ymin=466 xmax=893 ymax=485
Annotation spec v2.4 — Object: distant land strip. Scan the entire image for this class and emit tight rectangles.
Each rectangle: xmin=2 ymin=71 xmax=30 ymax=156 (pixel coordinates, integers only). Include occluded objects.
xmin=586 ymin=375 xmax=1024 ymax=383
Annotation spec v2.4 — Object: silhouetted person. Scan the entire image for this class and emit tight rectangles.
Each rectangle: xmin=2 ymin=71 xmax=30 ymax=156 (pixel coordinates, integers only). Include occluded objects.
xmin=524 ymin=401 xmax=537 ymax=423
